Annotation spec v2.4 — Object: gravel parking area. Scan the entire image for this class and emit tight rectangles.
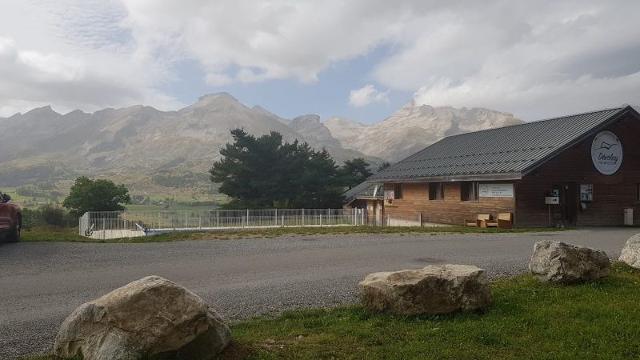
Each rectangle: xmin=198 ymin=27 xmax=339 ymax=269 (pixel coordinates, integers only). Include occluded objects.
xmin=0 ymin=228 xmax=636 ymax=359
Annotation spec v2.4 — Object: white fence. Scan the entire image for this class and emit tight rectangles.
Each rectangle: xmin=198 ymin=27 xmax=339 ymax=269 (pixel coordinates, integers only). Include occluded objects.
xmin=79 ymin=208 xmax=368 ymax=240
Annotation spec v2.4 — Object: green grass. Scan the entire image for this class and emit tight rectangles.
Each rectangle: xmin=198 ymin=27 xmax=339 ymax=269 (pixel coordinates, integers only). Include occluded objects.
xmin=20 ymin=226 xmax=87 ymax=242
xmin=25 ymin=264 xmax=640 ymax=360
xmin=19 ymin=225 xmax=561 ymax=243
xmin=232 ymin=263 xmax=640 ymax=359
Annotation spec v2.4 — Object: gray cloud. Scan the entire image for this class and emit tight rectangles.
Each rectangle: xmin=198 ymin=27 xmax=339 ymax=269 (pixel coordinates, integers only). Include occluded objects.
xmin=1 ymin=0 xmax=639 ymax=120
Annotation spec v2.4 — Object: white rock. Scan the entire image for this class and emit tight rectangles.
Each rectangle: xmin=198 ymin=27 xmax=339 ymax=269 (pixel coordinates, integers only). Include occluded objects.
xmin=54 ymin=276 xmax=231 ymax=360
xmin=619 ymin=233 xmax=640 ymax=268
xmin=359 ymin=264 xmax=492 ymax=315
xmin=529 ymin=240 xmax=610 ymax=284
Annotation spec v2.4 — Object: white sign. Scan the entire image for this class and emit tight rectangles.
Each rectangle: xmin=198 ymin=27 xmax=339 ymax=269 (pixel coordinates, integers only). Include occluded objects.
xmin=479 ymin=184 xmax=514 ymax=198
xmin=545 ymin=196 xmax=560 ymax=205
xmin=384 ymin=190 xmax=394 ymax=200
xmin=580 ymin=184 xmax=593 ymax=202
xmin=591 ymin=131 xmax=623 ymax=175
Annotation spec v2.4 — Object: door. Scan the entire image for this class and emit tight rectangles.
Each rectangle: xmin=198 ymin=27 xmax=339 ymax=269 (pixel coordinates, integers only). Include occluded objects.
xmin=561 ymin=183 xmax=578 ymax=226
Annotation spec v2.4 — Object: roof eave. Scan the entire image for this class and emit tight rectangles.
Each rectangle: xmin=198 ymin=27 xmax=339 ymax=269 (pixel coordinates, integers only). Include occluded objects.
xmin=372 ymin=172 xmax=523 ymax=183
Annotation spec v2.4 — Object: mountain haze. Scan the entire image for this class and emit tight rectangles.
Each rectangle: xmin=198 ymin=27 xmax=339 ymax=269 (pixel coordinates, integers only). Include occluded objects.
xmin=325 ymin=101 xmax=523 ymax=161
xmin=0 ymin=94 xmax=521 ymax=202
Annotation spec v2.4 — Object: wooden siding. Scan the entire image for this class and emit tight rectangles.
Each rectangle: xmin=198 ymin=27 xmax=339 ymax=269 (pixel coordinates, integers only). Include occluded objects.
xmin=383 ymin=182 xmax=515 ymax=225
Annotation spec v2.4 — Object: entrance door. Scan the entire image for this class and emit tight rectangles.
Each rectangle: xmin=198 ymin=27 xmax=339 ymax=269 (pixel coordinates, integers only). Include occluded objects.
xmin=561 ymin=183 xmax=578 ymax=226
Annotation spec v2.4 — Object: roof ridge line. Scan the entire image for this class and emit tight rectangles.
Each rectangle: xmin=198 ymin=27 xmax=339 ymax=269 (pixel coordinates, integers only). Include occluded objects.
xmin=443 ymin=106 xmax=626 ymax=141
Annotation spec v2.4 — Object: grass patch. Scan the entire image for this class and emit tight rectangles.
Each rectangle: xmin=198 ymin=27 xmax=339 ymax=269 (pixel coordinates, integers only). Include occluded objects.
xmin=26 ymin=263 xmax=640 ymax=360
xmin=20 ymin=226 xmax=87 ymax=242
xmin=19 ymin=225 xmax=561 ymax=243
xmin=229 ymin=263 xmax=640 ymax=359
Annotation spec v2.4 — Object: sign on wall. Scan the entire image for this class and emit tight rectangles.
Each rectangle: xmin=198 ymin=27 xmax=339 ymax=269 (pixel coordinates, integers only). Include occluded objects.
xmin=591 ymin=131 xmax=623 ymax=175
xmin=479 ymin=184 xmax=514 ymax=198
xmin=384 ymin=190 xmax=394 ymax=201
xmin=580 ymin=184 xmax=593 ymax=202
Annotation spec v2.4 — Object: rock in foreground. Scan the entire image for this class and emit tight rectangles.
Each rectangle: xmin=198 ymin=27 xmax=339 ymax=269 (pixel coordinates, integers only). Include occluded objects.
xmin=54 ymin=276 xmax=231 ymax=360
xmin=529 ymin=240 xmax=610 ymax=284
xmin=359 ymin=264 xmax=492 ymax=315
xmin=619 ymin=233 xmax=640 ymax=269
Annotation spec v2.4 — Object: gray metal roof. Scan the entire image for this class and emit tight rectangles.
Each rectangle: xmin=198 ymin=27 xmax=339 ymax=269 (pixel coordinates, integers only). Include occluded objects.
xmin=344 ymin=181 xmax=383 ymax=203
xmin=370 ymin=106 xmax=637 ymax=182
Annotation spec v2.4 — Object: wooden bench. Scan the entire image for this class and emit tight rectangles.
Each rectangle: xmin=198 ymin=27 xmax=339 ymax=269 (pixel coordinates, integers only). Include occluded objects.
xmin=465 ymin=214 xmax=492 ymax=227
xmin=486 ymin=213 xmax=513 ymax=229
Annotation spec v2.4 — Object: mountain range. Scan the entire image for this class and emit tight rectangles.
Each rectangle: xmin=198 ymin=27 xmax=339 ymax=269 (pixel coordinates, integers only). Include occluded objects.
xmin=0 ymin=93 xmax=521 ymax=202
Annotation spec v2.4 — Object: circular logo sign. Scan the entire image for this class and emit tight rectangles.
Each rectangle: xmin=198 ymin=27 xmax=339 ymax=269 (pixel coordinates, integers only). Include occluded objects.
xmin=591 ymin=131 xmax=623 ymax=175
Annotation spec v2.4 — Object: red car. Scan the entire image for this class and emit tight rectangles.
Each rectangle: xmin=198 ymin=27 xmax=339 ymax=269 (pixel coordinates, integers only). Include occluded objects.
xmin=0 ymin=192 xmax=22 ymax=242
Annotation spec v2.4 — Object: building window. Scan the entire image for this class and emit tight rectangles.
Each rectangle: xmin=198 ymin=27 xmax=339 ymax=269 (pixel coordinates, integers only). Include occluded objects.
xmin=393 ymin=184 xmax=403 ymax=199
xmin=429 ymin=182 xmax=444 ymax=200
xmin=461 ymin=182 xmax=479 ymax=201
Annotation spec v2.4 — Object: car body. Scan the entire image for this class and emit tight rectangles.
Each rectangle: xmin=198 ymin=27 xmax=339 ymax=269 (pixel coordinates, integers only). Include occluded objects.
xmin=0 ymin=195 xmax=21 ymax=242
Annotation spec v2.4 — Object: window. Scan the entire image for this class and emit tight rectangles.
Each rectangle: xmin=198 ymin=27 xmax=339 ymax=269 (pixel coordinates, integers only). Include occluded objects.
xmin=393 ymin=184 xmax=403 ymax=199
xmin=461 ymin=182 xmax=479 ymax=201
xmin=637 ymin=184 xmax=640 ymax=201
xmin=429 ymin=182 xmax=444 ymax=200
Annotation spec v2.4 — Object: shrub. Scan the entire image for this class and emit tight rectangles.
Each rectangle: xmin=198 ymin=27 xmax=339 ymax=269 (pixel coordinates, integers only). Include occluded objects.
xmin=22 ymin=205 xmax=77 ymax=229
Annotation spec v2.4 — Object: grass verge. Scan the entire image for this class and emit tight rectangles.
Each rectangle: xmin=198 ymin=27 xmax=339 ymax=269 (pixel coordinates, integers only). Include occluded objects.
xmin=19 ymin=225 xmax=561 ymax=243
xmin=25 ymin=263 xmax=640 ymax=360
xmin=227 ymin=263 xmax=640 ymax=359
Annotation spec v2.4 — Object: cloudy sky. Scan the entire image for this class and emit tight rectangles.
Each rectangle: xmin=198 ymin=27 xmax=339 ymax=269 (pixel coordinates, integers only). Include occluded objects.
xmin=1 ymin=0 xmax=639 ymax=122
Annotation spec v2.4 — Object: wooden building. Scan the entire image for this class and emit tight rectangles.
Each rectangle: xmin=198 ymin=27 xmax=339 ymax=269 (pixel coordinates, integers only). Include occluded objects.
xmin=368 ymin=106 xmax=640 ymax=227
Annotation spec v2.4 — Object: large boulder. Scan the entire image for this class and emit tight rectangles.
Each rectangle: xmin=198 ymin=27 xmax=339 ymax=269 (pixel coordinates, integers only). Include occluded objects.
xmin=359 ymin=264 xmax=492 ymax=316
xmin=54 ymin=276 xmax=231 ymax=360
xmin=619 ymin=233 xmax=640 ymax=268
xmin=529 ymin=240 xmax=610 ymax=284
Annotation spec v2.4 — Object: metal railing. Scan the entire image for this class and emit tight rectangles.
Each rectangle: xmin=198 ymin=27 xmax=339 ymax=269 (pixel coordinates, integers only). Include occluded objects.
xmin=79 ymin=208 xmax=368 ymax=240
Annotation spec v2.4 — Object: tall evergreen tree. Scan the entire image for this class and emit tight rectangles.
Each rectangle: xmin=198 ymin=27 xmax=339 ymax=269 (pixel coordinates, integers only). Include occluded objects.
xmin=210 ymin=129 xmax=344 ymax=208
xmin=338 ymin=158 xmax=373 ymax=189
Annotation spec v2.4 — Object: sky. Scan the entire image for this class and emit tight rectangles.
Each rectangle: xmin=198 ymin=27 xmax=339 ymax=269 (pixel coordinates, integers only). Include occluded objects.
xmin=0 ymin=0 xmax=639 ymax=123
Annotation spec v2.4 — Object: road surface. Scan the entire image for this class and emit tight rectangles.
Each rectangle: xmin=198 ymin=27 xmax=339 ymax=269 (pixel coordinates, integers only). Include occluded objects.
xmin=0 ymin=228 xmax=636 ymax=358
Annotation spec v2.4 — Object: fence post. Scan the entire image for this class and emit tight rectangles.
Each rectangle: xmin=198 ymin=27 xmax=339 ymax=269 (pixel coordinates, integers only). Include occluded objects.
xmin=362 ymin=209 xmax=365 ymax=226
xmin=246 ymin=209 xmax=249 ymax=227
xmin=302 ymin=208 xmax=305 ymax=226
xmin=274 ymin=208 xmax=278 ymax=227
xmin=320 ymin=214 xmax=323 ymax=227
xmin=281 ymin=215 xmax=285 ymax=227
xmin=419 ymin=212 xmax=422 ymax=227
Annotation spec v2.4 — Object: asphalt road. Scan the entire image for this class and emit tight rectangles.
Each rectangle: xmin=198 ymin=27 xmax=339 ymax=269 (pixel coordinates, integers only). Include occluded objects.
xmin=1 ymin=228 xmax=637 ymax=359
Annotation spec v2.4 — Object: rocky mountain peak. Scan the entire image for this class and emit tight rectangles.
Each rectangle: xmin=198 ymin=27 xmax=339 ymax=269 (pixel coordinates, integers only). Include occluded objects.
xmin=191 ymin=92 xmax=240 ymax=108
xmin=291 ymin=114 xmax=321 ymax=125
xmin=24 ymin=105 xmax=60 ymax=117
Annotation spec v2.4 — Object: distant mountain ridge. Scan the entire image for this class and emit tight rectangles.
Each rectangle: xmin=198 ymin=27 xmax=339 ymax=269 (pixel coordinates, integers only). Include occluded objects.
xmin=324 ymin=101 xmax=523 ymax=161
xmin=0 ymin=93 xmax=521 ymax=199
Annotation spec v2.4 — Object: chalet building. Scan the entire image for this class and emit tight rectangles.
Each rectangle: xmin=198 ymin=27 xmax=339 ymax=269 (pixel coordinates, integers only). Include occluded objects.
xmin=368 ymin=106 xmax=640 ymax=227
